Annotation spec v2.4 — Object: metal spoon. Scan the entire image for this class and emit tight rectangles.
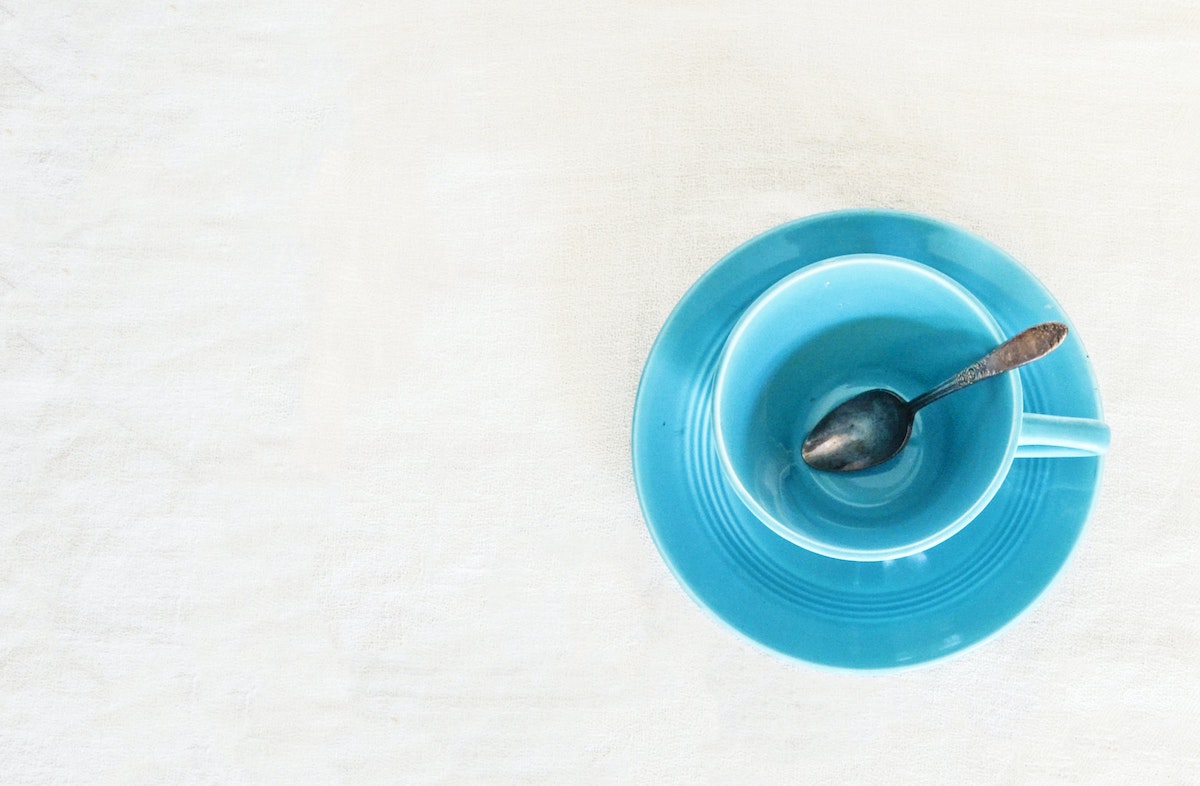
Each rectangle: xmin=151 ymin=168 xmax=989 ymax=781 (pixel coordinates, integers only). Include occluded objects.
xmin=800 ymin=322 xmax=1069 ymax=472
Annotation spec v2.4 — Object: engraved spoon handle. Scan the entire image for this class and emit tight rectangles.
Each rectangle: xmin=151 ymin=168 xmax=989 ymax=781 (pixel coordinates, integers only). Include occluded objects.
xmin=907 ymin=322 xmax=1069 ymax=413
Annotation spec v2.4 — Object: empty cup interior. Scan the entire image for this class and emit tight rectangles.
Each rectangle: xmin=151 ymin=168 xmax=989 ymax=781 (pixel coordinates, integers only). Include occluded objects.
xmin=714 ymin=255 xmax=1019 ymax=560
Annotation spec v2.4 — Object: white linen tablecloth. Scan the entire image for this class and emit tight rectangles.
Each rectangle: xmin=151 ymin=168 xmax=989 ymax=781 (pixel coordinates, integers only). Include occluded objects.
xmin=2 ymin=1 xmax=1198 ymax=782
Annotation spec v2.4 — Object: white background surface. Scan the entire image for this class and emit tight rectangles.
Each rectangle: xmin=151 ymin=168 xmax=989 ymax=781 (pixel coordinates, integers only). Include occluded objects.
xmin=3 ymin=1 xmax=1199 ymax=783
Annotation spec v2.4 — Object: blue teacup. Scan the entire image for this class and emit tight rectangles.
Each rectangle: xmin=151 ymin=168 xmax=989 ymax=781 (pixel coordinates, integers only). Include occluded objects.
xmin=712 ymin=254 xmax=1110 ymax=561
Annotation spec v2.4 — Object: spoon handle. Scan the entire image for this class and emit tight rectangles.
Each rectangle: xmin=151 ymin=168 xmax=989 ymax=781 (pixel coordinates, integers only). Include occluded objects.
xmin=907 ymin=322 xmax=1069 ymax=413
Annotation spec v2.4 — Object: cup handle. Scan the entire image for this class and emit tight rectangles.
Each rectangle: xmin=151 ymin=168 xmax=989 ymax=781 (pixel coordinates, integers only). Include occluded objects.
xmin=1015 ymin=413 xmax=1111 ymax=458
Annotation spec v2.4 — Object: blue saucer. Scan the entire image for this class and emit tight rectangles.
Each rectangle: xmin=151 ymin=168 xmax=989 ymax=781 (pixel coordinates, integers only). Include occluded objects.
xmin=631 ymin=209 xmax=1106 ymax=671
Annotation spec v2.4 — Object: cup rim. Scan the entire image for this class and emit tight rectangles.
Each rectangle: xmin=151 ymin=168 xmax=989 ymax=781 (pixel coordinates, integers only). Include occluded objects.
xmin=712 ymin=253 xmax=1022 ymax=561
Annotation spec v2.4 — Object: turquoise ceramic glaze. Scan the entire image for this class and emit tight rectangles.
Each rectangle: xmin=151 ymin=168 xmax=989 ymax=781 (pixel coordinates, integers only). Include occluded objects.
xmin=713 ymin=254 xmax=1016 ymax=561
xmin=711 ymin=254 xmax=1108 ymax=562
xmin=631 ymin=209 xmax=1107 ymax=670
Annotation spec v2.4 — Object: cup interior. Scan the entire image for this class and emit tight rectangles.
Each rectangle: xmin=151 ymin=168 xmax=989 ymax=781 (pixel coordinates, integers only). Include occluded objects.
xmin=713 ymin=254 xmax=1019 ymax=560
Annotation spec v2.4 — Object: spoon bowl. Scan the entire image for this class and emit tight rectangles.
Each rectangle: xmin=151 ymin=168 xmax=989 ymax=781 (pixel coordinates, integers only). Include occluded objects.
xmin=801 ymin=388 xmax=913 ymax=472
